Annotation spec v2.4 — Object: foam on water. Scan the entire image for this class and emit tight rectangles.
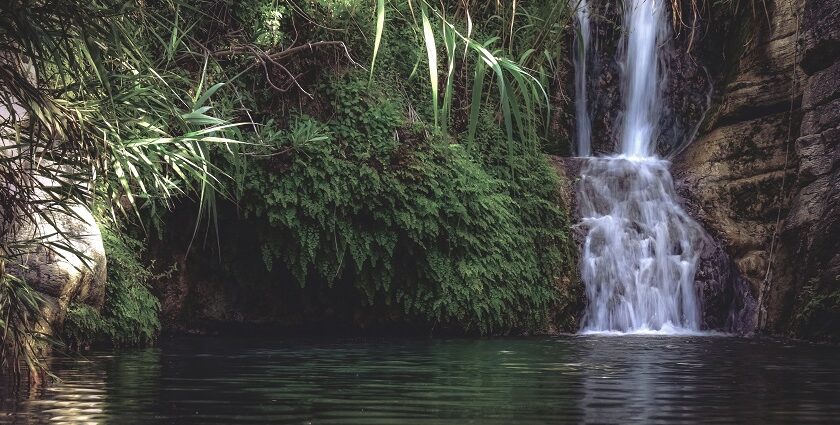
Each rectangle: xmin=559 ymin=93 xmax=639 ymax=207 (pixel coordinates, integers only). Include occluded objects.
xmin=579 ymin=322 xmax=722 ymax=337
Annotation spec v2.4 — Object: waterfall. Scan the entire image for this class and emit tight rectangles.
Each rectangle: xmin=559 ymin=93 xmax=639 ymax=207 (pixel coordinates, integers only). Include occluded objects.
xmin=578 ymin=0 xmax=705 ymax=334
xmin=620 ymin=0 xmax=665 ymax=158
xmin=574 ymin=0 xmax=592 ymax=156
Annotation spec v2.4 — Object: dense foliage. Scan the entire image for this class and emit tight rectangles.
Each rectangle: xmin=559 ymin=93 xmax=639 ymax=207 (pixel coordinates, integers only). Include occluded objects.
xmin=791 ymin=278 xmax=840 ymax=341
xmin=0 ymin=0 xmax=244 ymax=378
xmin=2 ymin=0 xmax=581 ymax=381
xmin=202 ymin=0 xmax=580 ymax=333
xmin=63 ymin=220 xmax=161 ymax=348
xmin=240 ymin=71 xmax=574 ymax=332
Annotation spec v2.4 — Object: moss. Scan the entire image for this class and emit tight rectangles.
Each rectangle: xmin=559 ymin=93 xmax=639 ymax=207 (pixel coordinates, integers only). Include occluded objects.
xmin=63 ymin=221 xmax=161 ymax=348
xmin=790 ymin=276 xmax=840 ymax=341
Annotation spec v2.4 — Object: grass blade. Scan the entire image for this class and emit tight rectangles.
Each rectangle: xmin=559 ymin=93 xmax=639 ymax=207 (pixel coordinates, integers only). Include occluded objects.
xmin=466 ymin=56 xmax=486 ymax=148
xmin=420 ymin=5 xmax=439 ymax=129
xmin=369 ymin=0 xmax=386 ymax=85
xmin=441 ymin=23 xmax=457 ymax=134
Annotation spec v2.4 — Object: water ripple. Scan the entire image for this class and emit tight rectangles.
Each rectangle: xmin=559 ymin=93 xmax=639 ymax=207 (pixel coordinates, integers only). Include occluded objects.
xmin=2 ymin=336 xmax=839 ymax=424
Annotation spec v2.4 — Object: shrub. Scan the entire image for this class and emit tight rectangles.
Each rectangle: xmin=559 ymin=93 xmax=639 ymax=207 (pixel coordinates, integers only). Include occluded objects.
xmin=63 ymin=222 xmax=161 ymax=348
xmin=240 ymin=72 xmax=574 ymax=333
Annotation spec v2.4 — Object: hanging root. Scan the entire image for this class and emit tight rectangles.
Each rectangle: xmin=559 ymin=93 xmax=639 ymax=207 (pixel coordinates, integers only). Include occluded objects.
xmin=669 ymin=0 xmax=700 ymax=53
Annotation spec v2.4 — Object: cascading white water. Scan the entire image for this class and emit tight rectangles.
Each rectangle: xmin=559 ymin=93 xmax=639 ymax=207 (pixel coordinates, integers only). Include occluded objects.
xmin=574 ymin=0 xmax=592 ymax=156
xmin=579 ymin=157 xmax=704 ymax=333
xmin=579 ymin=0 xmax=705 ymax=334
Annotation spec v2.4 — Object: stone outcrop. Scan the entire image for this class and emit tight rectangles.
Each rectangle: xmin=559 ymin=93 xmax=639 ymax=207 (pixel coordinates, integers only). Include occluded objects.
xmin=675 ymin=0 xmax=840 ymax=339
xmin=5 ymin=204 xmax=107 ymax=338
xmin=547 ymin=156 xmax=587 ymax=332
xmin=580 ymin=0 xmax=622 ymax=155
xmin=761 ymin=0 xmax=840 ymax=339
xmin=673 ymin=0 xmax=801 ymax=330
xmin=577 ymin=0 xmax=719 ymax=156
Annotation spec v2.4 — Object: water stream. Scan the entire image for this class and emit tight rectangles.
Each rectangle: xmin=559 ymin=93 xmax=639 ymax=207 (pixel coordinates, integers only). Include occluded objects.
xmin=578 ymin=0 xmax=706 ymax=333
xmin=573 ymin=0 xmax=592 ymax=156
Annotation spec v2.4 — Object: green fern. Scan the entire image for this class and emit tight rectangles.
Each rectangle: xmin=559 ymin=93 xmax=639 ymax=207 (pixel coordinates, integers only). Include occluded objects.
xmin=240 ymin=72 xmax=575 ymax=333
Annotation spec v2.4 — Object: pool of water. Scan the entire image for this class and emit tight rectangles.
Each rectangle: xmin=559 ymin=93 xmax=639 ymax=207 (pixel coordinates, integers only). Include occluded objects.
xmin=2 ymin=335 xmax=839 ymax=424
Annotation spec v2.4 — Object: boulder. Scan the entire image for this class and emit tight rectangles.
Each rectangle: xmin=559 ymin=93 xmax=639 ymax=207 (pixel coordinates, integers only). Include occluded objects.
xmin=5 ymin=203 xmax=107 ymax=336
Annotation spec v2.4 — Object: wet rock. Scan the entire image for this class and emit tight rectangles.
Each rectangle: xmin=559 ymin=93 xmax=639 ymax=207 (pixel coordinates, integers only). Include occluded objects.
xmin=585 ymin=0 xmax=623 ymax=154
xmin=800 ymin=0 xmax=840 ymax=74
xmin=761 ymin=0 xmax=840 ymax=340
xmin=674 ymin=0 xmax=840 ymax=340
xmin=694 ymin=236 xmax=757 ymax=333
xmin=547 ymin=155 xmax=587 ymax=331
xmin=581 ymin=0 xmax=722 ymax=156
xmin=673 ymin=0 xmax=802 ymax=332
xmin=795 ymin=134 xmax=834 ymax=181
xmin=1 ymin=57 xmax=107 ymax=339
xmin=560 ymin=0 xmax=761 ymax=332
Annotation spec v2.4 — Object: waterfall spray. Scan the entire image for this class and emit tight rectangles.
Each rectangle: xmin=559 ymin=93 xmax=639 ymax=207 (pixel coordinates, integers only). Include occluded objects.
xmin=578 ymin=0 xmax=705 ymax=334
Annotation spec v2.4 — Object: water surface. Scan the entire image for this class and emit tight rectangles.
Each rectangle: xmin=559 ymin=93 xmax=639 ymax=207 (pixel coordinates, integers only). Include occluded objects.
xmin=3 ymin=336 xmax=839 ymax=424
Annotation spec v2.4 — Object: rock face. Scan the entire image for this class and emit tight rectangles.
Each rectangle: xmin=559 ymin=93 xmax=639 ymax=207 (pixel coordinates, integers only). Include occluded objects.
xmin=675 ymin=0 xmax=840 ymax=339
xmin=580 ymin=0 xmax=622 ymax=155
xmin=5 ymin=204 xmax=107 ymax=338
xmin=761 ymin=0 xmax=840 ymax=340
xmin=547 ymin=156 xmax=587 ymax=331
xmin=673 ymin=0 xmax=801 ymax=331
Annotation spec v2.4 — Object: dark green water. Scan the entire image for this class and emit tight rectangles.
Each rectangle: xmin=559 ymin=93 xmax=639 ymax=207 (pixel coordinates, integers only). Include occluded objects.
xmin=2 ymin=336 xmax=840 ymax=424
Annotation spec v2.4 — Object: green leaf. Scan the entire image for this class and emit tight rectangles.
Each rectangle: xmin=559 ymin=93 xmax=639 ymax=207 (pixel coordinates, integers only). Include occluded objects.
xmin=466 ymin=57 xmax=486 ymax=148
xmin=369 ymin=0 xmax=386 ymax=85
xmin=441 ymin=22 xmax=457 ymax=134
xmin=420 ymin=5 xmax=439 ymax=129
xmin=193 ymin=82 xmax=226 ymax=110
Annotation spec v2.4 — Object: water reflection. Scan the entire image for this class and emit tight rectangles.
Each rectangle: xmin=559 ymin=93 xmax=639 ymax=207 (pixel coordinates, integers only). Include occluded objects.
xmin=577 ymin=336 xmax=840 ymax=423
xmin=2 ymin=336 xmax=839 ymax=424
